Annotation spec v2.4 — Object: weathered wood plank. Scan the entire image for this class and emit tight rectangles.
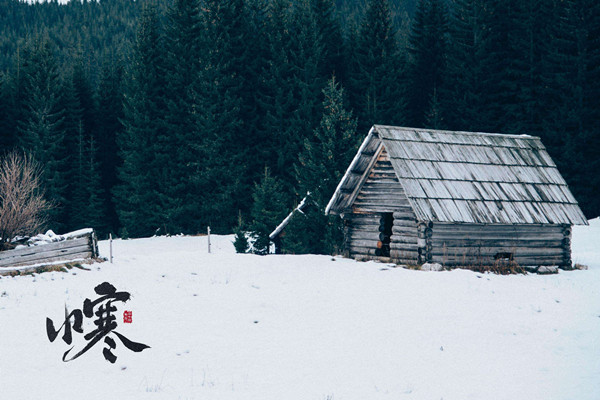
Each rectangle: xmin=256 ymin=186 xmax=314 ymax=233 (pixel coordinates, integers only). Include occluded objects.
xmin=349 ymin=240 xmax=379 ymax=249
xmin=431 ymin=246 xmax=566 ymax=257
xmin=0 ymin=245 xmax=93 ymax=268
xmin=432 ymin=254 xmax=567 ymax=266
xmin=0 ymin=252 xmax=93 ymax=273
xmin=431 ymin=223 xmax=566 ymax=234
xmin=350 ymin=232 xmax=385 ymax=241
xmin=391 ymin=228 xmax=418 ymax=237
xmin=430 ymin=239 xmax=565 ymax=248
xmin=354 ymin=205 xmax=408 ymax=213
xmin=390 ymin=236 xmax=419 ymax=245
xmin=0 ymin=237 xmax=89 ymax=260
xmin=349 ymin=247 xmax=418 ymax=260
xmin=346 ymin=213 xmax=380 ymax=220
xmin=430 ymin=230 xmax=568 ymax=239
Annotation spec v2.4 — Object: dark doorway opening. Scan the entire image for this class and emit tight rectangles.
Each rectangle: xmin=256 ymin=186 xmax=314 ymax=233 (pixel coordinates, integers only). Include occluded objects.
xmin=377 ymin=213 xmax=394 ymax=257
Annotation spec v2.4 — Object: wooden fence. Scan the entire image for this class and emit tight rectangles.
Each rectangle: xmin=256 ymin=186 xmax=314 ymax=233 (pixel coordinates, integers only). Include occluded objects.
xmin=0 ymin=229 xmax=99 ymax=270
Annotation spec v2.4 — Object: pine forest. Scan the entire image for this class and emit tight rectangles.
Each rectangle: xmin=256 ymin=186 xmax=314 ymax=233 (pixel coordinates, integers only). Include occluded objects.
xmin=0 ymin=0 xmax=598 ymax=254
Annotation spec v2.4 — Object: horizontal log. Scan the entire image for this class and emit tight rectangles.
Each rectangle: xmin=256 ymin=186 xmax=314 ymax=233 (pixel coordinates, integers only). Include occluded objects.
xmin=431 ymin=254 xmax=568 ymax=266
xmin=349 ymin=249 xmax=418 ymax=261
xmin=400 ymin=227 xmax=416 ymax=237
xmin=393 ymin=209 xmax=417 ymax=219
xmin=348 ymin=240 xmax=379 ymax=249
xmin=361 ymin=180 xmax=401 ymax=187
xmin=430 ymin=239 xmax=566 ymax=248
xmin=357 ymin=191 xmax=407 ymax=198
xmin=368 ymin=172 xmax=396 ymax=179
xmin=350 ymin=232 xmax=386 ymax=242
xmin=348 ymin=224 xmax=380 ymax=232
xmin=0 ymin=246 xmax=93 ymax=268
xmin=350 ymin=224 xmax=380 ymax=232
xmin=347 ymin=219 xmax=380 ymax=226
xmin=393 ymin=210 xmax=417 ymax=218
xmin=390 ymin=236 xmax=419 ymax=245
xmin=354 ymin=199 xmax=410 ymax=207
xmin=431 ymin=224 xmax=566 ymax=234
xmin=353 ymin=206 xmax=411 ymax=213
xmin=355 ymin=197 xmax=409 ymax=206
xmin=391 ymin=227 xmax=418 ymax=236
xmin=352 ymin=205 xmax=413 ymax=212
xmin=431 ymin=232 xmax=567 ymax=240
xmin=430 ymin=247 xmax=566 ymax=258
xmin=0 ymin=237 xmax=89 ymax=260
xmin=344 ymin=213 xmax=381 ymax=222
xmin=346 ymin=213 xmax=380 ymax=220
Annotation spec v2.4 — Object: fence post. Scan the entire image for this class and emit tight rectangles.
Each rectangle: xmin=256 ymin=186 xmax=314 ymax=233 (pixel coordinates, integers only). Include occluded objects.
xmin=207 ymin=226 xmax=211 ymax=253
xmin=109 ymin=233 xmax=113 ymax=263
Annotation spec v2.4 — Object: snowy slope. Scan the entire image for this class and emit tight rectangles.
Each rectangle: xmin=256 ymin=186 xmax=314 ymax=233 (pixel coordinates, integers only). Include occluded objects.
xmin=0 ymin=222 xmax=599 ymax=400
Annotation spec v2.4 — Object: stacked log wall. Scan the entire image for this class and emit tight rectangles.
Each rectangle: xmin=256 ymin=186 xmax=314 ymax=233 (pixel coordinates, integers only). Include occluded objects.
xmin=429 ymin=223 xmax=571 ymax=267
xmin=347 ymin=148 xmax=419 ymax=264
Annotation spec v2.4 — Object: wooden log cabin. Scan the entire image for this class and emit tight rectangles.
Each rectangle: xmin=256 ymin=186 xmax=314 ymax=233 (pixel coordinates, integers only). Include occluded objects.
xmin=325 ymin=126 xmax=588 ymax=268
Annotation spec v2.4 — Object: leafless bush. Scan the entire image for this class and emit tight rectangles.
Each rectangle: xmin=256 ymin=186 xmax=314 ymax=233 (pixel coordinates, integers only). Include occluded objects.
xmin=0 ymin=152 xmax=51 ymax=250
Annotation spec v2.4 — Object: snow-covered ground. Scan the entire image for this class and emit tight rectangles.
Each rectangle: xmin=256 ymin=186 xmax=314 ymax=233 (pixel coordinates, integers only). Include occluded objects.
xmin=1 ymin=220 xmax=599 ymax=400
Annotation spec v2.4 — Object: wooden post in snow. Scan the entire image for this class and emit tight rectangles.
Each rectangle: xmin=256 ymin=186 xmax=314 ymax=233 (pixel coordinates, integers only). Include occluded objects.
xmin=109 ymin=233 xmax=113 ymax=263
xmin=207 ymin=226 xmax=211 ymax=253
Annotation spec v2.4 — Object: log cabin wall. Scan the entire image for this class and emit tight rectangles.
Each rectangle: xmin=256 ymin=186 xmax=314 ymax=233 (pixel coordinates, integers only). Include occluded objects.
xmin=428 ymin=223 xmax=571 ymax=267
xmin=346 ymin=148 xmax=419 ymax=264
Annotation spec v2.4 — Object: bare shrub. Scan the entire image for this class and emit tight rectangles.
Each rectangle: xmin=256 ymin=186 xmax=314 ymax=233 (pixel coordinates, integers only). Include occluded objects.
xmin=0 ymin=152 xmax=51 ymax=250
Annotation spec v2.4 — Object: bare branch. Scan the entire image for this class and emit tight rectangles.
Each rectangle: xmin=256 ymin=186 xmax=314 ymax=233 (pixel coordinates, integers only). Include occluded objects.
xmin=0 ymin=151 xmax=52 ymax=250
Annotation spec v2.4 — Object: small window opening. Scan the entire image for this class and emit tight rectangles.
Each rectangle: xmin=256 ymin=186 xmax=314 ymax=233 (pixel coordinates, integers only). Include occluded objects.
xmin=494 ymin=252 xmax=513 ymax=261
xmin=376 ymin=213 xmax=394 ymax=257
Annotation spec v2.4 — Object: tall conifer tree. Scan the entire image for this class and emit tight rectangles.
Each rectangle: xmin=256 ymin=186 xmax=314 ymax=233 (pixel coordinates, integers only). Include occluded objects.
xmin=116 ymin=5 xmax=167 ymax=237
xmin=17 ymin=37 xmax=69 ymax=231
xmin=96 ymin=57 xmax=124 ymax=234
xmin=406 ymin=0 xmax=448 ymax=128
xmin=548 ymin=0 xmax=600 ymax=217
xmin=348 ymin=0 xmax=405 ymax=134
xmin=162 ymin=0 xmax=203 ymax=233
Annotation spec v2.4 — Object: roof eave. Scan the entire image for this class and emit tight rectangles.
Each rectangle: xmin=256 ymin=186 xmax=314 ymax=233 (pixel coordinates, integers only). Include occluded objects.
xmin=325 ymin=126 xmax=379 ymax=215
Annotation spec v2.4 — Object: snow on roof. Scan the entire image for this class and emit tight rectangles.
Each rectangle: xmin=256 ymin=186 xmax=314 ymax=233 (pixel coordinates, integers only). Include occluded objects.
xmin=326 ymin=126 xmax=588 ymax=225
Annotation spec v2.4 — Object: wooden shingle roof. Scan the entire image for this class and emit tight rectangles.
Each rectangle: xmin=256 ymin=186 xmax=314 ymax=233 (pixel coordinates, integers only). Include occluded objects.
xmin=326 ymin=126 xmax=588 ymax=225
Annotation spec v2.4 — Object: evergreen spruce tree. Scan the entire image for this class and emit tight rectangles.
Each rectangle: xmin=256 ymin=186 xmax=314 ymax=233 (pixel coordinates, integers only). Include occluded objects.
xmin=441 ymin=0 xmax=490 ymax=131
xmin=547 ymin=0 xmax=600 ymax=217
xmin=406 ymin=0 xmax=448 ymax=128
xmin=159 ymin=0 xmax=204 ymax=233
xmin=59 ymin=77 xmax=82 ymax=231
xmin=259 ymin=0 xmax=339 ymax=202
xmin=115 ymin=5 xmax=167 ymax=237
xmin=96 ymin=57 xmax=124 ymax=234
xmin=249 ymin=168 xmax=287 ymax=255
xmin=348 ymin=0 xmax=405 ymax=134
xmin=83 ymin=136 xmax=107 ymax=232
xmin=0 ymin=73 xmax=12 ymax=153
xmin=195 ymin=0 xmax=271 ymax=232
xmin=285 ymin=76 xmax=357 ymax=254
xmin=295 ymin=76 xmax=358 ymax=205
xmin=310 ymin=0 xmax=345 ymax=80
xmin=475 ymin=0 xmax=520 ymax=133
xmin=501 ymin=0 xmax=554 ymax=138
xmin=17 ymin=37 xmax=69 ymax=232
xmin=71 ymin=56 xmax=96 ymax=142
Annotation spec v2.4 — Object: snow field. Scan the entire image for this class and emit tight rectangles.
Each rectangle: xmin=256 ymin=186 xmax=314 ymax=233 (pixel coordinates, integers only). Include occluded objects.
xmin=0 ymin=221 xmax=599 ymax=400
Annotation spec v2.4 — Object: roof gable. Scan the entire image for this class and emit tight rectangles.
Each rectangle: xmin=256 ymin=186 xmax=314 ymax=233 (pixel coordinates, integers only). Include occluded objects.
xmin=326 ymin=126 xmax=588 ymax=225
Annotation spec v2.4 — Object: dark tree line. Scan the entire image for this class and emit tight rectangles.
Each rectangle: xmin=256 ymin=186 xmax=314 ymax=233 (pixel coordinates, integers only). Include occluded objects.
xmin=0 ymin=0 xmax=598 ymax=252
